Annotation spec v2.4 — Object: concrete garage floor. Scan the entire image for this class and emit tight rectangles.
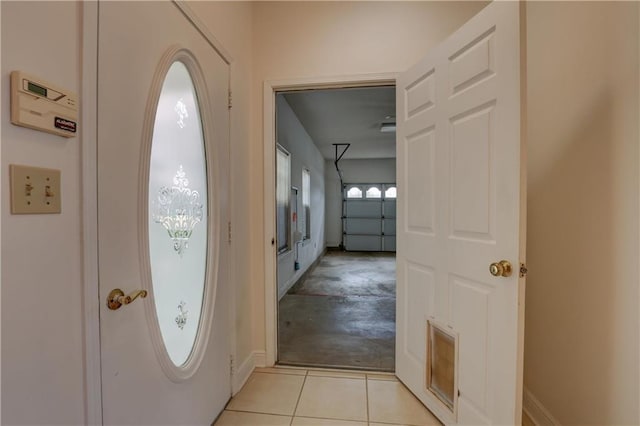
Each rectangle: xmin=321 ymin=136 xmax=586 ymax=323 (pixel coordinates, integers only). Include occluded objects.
xmin=278 ymin=251 xmax=396 ymax=371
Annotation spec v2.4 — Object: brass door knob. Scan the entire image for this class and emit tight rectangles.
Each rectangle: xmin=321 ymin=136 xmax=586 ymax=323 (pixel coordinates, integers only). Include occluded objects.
xmin=107 ymin=288 xmax=148 ymax=310
xmin=489 ymin=260 xmax=512 ymax=277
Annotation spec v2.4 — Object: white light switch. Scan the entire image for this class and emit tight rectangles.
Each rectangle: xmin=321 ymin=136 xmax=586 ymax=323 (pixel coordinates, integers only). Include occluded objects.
xmin=10 ymin=164 xmax=61 ymax=214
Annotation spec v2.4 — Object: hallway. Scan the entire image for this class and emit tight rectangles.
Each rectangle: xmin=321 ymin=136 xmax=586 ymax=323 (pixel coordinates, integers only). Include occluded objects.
xmin=278 ymin=252 xmax=396 ymax=370
xmin=215 ymin=367 xmax=441 ymax=425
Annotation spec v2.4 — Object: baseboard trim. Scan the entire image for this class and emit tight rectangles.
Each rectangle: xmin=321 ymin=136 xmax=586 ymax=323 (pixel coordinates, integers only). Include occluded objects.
xmin=523 ymin=387 xmax=560 ymax=425
xmin=231 ymin=351 xmax=267 ymax=396
xmin=230 ymin=350 xmax=268 ymax=396
xmin=253 ymin=350 xmax=267 ymax=368
xmin=231 ymin=354 xmax=254 ymax=396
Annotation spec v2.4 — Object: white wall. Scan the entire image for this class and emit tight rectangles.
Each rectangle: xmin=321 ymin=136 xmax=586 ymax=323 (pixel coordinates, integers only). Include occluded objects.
xmin=1 ymin=2 xmax=85 ymax=424
xmin=325 ymin=158 xmax=396 ymax=247
xmin=276 ymin=95 xmax=325 ymax=298
xmin=524 ymin=2 xmax=639 ymax=424
xmin=251 ymin=0 xmax=488 ymax=352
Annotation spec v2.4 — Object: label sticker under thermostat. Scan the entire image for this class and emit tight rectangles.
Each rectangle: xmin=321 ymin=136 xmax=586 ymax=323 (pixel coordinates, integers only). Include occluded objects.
xmin=54 ymin=117 xmax=77 ymax=133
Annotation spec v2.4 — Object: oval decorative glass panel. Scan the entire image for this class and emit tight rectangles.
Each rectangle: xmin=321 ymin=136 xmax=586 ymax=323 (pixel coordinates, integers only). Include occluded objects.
xmin=148 ymin=61 xmax=208 ymax=367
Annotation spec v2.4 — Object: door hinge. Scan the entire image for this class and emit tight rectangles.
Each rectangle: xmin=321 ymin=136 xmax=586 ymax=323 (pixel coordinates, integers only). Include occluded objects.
xmin=228 ymin=90 xmax=233 ymax=109
xmin=228 ymin=221 xmax=232 ymax=243
xmin=520 ymin=263 xmax=528 ymax=278
xmin=230 ymin=354 xmax=236 ymax=375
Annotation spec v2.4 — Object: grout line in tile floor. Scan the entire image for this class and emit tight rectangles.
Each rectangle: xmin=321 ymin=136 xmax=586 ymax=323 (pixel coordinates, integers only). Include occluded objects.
xmin=289 ymin=369 xmax=309 ymax=425
xmin=258 ymin=371 xmax=307 ymax=376
xmin=365 ymin=374 xmax=370 ymax=424
xmin=224 ymin=407 xmax=289 ymax=416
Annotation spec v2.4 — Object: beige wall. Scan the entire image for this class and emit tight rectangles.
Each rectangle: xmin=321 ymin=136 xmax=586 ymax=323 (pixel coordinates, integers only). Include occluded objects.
xmin=524 ymin=2 xmax=639 ymax=424
xmin=250 ymin=0 xmax=488 ymax=352
xmin=1 ymin=2 xmax=85 ymax=424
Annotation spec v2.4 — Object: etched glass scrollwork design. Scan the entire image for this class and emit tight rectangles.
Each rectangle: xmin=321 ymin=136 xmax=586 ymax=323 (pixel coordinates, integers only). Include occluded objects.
xmin=152 ymin=165 xmax=203 ymax=256
xmin=175 ymin=98 xmax=189 ymax=129
xmin=148 ymin=61 xmax=209 ymax=367
xmin=175 ymin=301 xmax=189 ymax=330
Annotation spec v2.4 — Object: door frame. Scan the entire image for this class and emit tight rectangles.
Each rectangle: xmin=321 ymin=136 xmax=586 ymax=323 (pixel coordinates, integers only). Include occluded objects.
xmin=81 ymin=2 xmax=234 ymax=423
xmin=263 ymin=73 xmax=397 ymax=366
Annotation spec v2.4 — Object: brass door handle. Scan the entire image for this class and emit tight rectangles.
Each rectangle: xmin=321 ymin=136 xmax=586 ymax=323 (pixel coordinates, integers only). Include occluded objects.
xmin=107 ymin=288 xmax=148 ymax=310
xmin=489 ymin=260 xmax=512 ymax=277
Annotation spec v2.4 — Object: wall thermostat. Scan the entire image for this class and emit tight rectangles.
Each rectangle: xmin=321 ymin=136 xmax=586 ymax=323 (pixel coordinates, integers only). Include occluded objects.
xmin=10 ymin=71 xmax=78 ymax=138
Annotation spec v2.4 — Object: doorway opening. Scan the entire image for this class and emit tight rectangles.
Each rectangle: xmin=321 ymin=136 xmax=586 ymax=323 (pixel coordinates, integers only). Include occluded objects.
xmin=274 ymin=85 xmax=397 ymax=371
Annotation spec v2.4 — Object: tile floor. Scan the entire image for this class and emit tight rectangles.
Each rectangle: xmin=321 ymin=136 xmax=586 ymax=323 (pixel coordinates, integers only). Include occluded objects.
xmin=215 ymin=367 xmax=441 ymax=426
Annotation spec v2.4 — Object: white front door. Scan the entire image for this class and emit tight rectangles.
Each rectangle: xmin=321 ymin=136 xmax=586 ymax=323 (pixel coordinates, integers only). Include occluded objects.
xmin=396 ymin=2 xmax=525 ymax=425
xmin=98 ymin=2 xmax=230 ymax=424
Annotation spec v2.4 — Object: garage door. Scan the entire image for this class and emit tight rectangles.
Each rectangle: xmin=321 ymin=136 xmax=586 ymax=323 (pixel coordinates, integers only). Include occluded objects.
xmin=343 ymin=184 xmax=396 ymax=252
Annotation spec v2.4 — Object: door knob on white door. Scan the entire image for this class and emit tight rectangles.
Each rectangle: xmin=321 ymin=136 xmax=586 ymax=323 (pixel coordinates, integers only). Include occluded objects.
xmin=489 ymin=260 xmax=512 ymax=277
xmin=107 ymin=288 xmax=148 ymax=310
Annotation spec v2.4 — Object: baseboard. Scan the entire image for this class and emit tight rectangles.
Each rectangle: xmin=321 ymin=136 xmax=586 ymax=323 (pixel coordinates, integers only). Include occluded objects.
xmin=523 ymin=387 xmax=560 ymax=425
xmin=230 ymin=350 xmax=269 ymax=395
xmin=231 ymin=353 xmax=254 ymax=395
xmin=253 ymin=350 xmax=266 ymax=368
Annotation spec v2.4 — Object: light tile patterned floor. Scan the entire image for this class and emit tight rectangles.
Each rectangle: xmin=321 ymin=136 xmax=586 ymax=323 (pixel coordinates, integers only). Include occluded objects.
xmin=215 ymin=367 xmax=442 ymax=426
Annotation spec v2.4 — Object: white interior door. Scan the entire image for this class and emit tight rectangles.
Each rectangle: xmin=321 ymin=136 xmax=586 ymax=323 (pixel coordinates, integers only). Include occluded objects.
xmin=98 ymin=2 xmax=230 ymax=424
xmin=396 ymin=2 xmax=525 ymax=425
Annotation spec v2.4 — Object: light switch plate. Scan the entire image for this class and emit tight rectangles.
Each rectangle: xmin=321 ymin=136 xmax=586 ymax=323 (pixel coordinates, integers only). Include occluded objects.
xmin=10 ymin=164 xmax=61 ymax=214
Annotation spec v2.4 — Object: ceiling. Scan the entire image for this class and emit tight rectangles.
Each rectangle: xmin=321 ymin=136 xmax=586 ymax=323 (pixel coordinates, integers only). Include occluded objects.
xmin=282 ymin=86 xmax=396 ymax=160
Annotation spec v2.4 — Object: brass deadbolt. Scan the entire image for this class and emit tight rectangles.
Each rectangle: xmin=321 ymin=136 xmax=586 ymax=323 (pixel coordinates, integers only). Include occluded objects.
xmin=489 ymin=260 xmax=513 ymax=277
